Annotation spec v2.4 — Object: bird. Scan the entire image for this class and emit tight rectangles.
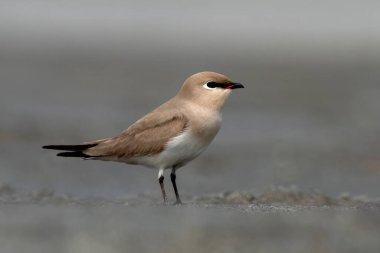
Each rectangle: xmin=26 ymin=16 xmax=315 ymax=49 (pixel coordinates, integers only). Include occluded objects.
xmin=43 ymin=71 xmax=244 ymax=204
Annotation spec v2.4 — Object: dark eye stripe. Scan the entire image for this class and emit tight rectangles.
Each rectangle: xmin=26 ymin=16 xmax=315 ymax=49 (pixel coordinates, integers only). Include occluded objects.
xmin=206 ymin=82 xmax=217 ymax=88
xmin=206 ymin=82 xmax=232 ymax=89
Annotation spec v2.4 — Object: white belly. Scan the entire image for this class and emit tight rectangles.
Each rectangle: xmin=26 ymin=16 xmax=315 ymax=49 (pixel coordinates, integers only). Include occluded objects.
xmin=125 ymin=130 xmax=208 ymax=169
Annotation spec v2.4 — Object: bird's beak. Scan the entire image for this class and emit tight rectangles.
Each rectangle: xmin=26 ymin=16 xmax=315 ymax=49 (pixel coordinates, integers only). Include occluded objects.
xmin=227 ymin=82 xmax=244 ymax=89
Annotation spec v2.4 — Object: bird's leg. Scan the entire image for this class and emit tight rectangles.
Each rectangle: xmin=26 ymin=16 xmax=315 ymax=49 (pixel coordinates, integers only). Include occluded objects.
xmin=158 ymin=169 xmax=166 ymax=203
xmin=170 ymin=168 xmax=182 ymax=205
xmin=159 ymin=176 xmax=166 ymax=203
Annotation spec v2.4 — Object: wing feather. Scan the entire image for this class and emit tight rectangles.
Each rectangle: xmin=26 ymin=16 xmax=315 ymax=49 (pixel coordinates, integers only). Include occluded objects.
xmin=84 ymin=112 xmax=188 ymax=158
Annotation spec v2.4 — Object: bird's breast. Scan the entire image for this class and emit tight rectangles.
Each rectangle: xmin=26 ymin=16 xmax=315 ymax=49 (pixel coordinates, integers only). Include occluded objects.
xmin=188 ymin=109 xmax=222 ymax=144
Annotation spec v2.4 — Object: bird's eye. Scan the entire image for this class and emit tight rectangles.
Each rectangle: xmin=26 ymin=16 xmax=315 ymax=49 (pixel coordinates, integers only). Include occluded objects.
xmin=203 ymin=81 xmax=217 ymax=90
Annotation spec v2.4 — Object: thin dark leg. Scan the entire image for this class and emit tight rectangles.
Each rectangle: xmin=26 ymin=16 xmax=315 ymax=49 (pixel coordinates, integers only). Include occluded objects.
xmin=170 ymin=170 xmax=182 ymax=204
xmin=159 ymin=175 xmax=166 ymax=203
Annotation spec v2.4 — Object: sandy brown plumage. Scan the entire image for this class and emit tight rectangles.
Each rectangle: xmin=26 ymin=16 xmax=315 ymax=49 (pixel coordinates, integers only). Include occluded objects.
xmin=85 ymin=113 xmax=188 ymax=158
xmin=43 ymin=71 xmax=244 ymax=203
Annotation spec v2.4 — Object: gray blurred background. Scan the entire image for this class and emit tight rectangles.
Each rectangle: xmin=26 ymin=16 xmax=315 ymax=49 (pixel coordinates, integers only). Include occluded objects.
xmin=1 ymin=1 xmax=380 ymax=253
xmin=1 ymin=0 xmax=379 ymax=197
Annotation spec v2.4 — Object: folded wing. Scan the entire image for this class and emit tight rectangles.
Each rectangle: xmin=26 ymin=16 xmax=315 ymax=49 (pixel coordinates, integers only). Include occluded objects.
xmin=84 ymin=112 xmax=188 ymax=159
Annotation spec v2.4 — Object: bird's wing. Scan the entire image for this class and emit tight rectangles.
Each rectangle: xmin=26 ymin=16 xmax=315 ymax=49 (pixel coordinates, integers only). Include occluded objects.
xmin=84 ymin=110 xmax=188 ymax=158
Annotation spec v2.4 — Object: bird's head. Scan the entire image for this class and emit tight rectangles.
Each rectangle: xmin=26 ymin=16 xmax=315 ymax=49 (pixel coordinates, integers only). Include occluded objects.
xmin=177 ymin=71 xmax=244 ymax=110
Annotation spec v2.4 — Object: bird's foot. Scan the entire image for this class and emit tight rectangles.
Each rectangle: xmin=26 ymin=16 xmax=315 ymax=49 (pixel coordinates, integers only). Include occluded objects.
xmin=173 ymin=199 xmax=183 ymax=205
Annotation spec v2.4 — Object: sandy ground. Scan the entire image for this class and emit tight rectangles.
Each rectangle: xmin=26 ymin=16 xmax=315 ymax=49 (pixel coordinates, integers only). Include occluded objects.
xmin=1 ymin=184 xmax=380 ymax=253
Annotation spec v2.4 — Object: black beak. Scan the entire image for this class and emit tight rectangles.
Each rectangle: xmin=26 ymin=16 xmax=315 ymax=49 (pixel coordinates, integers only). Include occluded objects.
xmin=230 ymin=82 xmax=244 ymax=89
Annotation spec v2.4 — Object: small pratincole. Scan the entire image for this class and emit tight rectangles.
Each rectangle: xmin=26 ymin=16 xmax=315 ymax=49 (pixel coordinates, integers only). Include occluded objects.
xmin=43 ymin=71 xmax=244 ymax=204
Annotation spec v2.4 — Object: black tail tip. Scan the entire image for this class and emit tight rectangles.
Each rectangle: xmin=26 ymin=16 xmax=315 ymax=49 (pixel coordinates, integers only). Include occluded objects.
xmin=42 ymin=144 xmax=97 ymax=151
xmin=56 ymin=151 xmax=92 ymax=158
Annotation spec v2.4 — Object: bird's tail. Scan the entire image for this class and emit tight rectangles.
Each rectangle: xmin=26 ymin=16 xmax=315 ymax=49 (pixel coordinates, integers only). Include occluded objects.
xmin=42 ymin=143 xmax=98 ymax=158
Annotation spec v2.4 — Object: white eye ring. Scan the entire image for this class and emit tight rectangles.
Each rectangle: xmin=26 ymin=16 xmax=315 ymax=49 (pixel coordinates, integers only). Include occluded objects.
xmin=203 ymin=81 xmax=216 ymax=90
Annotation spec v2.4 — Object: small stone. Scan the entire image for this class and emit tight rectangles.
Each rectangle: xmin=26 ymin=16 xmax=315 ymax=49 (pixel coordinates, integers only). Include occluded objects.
xmin=225 ymin=191 xmax=254 ymax=204
xmin=339 ymin=192 xmax=351 ymax=201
